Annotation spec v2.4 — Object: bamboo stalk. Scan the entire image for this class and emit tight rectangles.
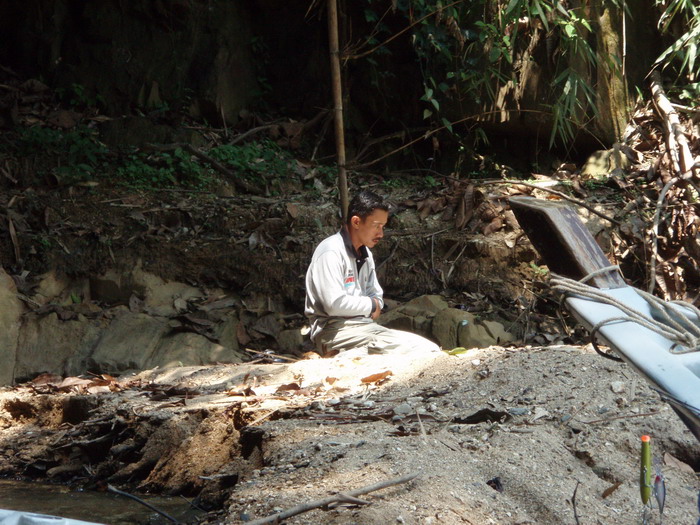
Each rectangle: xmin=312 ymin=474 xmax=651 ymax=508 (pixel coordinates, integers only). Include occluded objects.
xmin=327 ymin=0 xmax=349 ymax=221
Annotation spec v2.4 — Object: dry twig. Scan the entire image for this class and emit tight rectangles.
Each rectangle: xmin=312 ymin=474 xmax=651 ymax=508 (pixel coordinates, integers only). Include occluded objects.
xmin=571 ymin=481 xmax=581 ymax=525
xmin=247 ymin=472 xmax=420 ymax=525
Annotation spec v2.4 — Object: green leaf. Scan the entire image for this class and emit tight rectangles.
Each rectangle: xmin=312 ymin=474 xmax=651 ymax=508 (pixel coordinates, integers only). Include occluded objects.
xmin=423 ymin=108 xmax=433 ymax=119
xmin=532 ymin=0 xmax=549 ymax=31
xmin=441 ymin=117 xmax=453 ymax=132
xmin=431 ymin=98 xmax=440 ymax=110
xmin=504 ymin=0 xmax=521 ymax=16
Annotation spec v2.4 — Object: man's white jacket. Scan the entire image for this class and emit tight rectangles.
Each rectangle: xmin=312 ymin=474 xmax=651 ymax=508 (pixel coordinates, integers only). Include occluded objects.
xmin=304 ymin=229 xmax=384 ymax=342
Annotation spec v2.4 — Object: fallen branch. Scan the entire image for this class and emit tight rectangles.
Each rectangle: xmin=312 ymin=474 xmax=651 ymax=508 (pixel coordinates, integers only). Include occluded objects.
xmin=650 ymin=70 xmax=697 ymax=179
xmin=247 ymin=472 xmax=420 ymax=525
xmin=145 ymin=142 xmax=263 ymax=195
xmin=229 ymin=123 xmax=280 ymax=146
xmin=107 ymin=484 xmax=181 ymax=524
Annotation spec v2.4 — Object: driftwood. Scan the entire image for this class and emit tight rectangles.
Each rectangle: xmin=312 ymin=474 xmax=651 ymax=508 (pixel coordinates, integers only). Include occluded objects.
xmin=247 ymin=472 xmax=420 ymax=525
xmin=650 ymin=70 xmax=697 ymax=179
xmin=648 ymin=71 xmax=698 ymax=293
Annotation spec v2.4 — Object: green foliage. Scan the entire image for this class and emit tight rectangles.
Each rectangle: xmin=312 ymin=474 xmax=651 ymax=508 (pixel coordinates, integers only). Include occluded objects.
xmin=654 ymin=0 xmax=700 ymax=81
xmin=112 ymin=140 xmax=296 ymax=191
xmin=360 ymin=0 xmax=617 ymax=148
xmin=529 ymin=261 xmax=549 ymax=277
xmin=677 ymin=82 xmax=700 ymax=106
xmin=16 ymin=125 xmax=108 ymax=183
xmin=209 ymin=139 xmax=293 ymax=183
xmin=116 ymin=148 xmax=212 ymax=190
xmin=55 ymin=83 xmax=105 ymax=108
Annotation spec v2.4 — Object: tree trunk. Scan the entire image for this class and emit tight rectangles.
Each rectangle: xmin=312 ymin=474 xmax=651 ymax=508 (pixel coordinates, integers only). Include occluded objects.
xmin=593 ymin=0 xmax=630 ymax=142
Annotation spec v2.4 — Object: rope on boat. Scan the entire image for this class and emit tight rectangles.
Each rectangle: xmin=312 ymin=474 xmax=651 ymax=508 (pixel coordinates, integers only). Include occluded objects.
xmin=551 ymin=265 xmax=700 ymax=355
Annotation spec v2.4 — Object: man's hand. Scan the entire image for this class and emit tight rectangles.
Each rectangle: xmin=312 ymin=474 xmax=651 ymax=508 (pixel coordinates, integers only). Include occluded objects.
xmin=370 ymin=297 xmax=381 ymax=320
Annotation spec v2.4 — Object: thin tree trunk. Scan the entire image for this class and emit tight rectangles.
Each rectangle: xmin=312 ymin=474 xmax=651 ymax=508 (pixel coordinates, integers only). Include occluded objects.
xmin=593 ymin=0 xmax=629 ymax=142
xmin=328 ymin=0 xmax=349 ymax=221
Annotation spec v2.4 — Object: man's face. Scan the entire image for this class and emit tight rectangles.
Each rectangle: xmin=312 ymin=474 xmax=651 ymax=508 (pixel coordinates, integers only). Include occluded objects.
xmin=350 ymin=209 xmax=388 ymax=249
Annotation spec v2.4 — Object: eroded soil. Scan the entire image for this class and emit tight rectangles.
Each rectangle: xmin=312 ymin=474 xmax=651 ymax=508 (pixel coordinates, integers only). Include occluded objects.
xmin=0 ymin=344 xmax=698 ymax=524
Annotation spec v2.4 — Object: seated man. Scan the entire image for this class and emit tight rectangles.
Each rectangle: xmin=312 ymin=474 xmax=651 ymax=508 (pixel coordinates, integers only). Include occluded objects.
xmin=304 ymin=189 xmax=441 ymax=356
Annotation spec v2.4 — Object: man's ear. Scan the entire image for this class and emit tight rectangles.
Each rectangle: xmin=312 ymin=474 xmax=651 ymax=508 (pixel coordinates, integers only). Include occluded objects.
xmin=350 ymin=215 xmax=361 ymax=229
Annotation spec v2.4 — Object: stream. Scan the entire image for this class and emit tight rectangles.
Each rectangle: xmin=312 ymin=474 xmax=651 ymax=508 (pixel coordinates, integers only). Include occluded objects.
xmin=0 ymin=480 xmax=203 ymax=524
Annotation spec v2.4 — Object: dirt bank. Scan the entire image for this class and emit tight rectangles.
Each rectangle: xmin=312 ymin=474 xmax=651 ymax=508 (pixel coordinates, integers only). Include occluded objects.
xmin=1 ymin=345 xmax=698 ymax=524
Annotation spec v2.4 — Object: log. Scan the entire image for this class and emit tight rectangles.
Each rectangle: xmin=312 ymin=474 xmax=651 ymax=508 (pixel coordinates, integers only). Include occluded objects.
xmin=650 ymin=70 xmax=697 ymax=179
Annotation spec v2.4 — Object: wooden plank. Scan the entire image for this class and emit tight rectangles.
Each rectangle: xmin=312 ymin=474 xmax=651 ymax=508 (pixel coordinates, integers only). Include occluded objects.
xmin=509 ymin=196 xmax=625 ymax=289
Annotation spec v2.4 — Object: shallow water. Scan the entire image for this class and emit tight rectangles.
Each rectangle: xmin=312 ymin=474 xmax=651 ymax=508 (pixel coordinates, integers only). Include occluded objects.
xmin=0 ymin=480 xmax=203 ymax=524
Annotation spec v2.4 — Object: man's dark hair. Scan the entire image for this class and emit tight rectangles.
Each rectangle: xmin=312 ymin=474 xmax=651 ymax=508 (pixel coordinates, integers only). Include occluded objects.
xmin=347 ymin=190 xmax=389 ymax=226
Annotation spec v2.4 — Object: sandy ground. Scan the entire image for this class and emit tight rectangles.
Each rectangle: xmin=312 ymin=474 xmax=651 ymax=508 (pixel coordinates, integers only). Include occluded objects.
xmin=1 ymin=344 xmax=698 ymax=525
xmin=210 ymin=345 xmax=700 ymax=524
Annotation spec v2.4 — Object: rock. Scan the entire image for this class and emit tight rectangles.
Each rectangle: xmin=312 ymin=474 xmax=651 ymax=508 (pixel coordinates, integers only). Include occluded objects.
xmin=581 ymin=147 xmax=631 ymax=179
xmin=432 ymin=308 xmax=472 ymax=349
xmin=379 ymin=309 xmax=415 ymax=332
xmin=399 ymin=295 xmax=449 ymax=317
xmin=393 ymin=403 xmax=413 ymax=416
xmin=146 ymin=332 xmax=244 ymax=369
xmin=277 ymin=328 xmax=304 ymax=353
xmin=33 ymin=270 xmax=84 ymax=306
xmin=458 ymin=317 xmax=496 ymax=349
xmin=432 ymin=308 xmax=515 ymax=350
xmin=610 ymin=381 xmax=625 ymax=393
xmin=91 ymin=262 xmax=204 ymax=316
xmin=216 ymin=313 xmax=241 ymax=351
xmin=15 ymin=312 xmax=103 ymax=381
xmin=379 ymin=295 xmax=448 ymax=337
xmin=89 ymin=312 xmax=170 ymax=372
xmin=0 ymin=268 xmax=22 ymax=384
xmin=482 ymin=320 xmax=516 ymax=345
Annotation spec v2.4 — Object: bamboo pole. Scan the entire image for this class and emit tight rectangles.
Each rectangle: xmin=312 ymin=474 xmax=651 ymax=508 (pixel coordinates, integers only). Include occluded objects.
xmin=327 ymin=0 xmax=349 ymax=221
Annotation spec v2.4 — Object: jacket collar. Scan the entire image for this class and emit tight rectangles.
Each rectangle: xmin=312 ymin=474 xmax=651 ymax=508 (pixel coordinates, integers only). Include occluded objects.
xmin=340 ymin=227 xmax=369 ymax=261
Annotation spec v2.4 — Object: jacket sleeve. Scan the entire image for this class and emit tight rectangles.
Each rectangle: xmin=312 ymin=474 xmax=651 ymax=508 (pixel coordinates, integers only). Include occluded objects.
xmin=307 ymin=250 xmax=373 ymax=317
xmin=363 ymin=258 xmax=384 ymax=309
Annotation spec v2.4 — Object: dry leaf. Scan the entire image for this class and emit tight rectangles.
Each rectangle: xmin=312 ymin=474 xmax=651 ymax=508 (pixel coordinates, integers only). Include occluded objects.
xmin=236 ymin=322 xmax=251 ymax=346
xmin=601 ymin=481 xmax=622 ymax=499
xmin=664 ymin=452 xmax=695 ymax=473
xmin=276 ymin=382 xmax=301 ymax=393
xmin=58 ymin=377 xmax=92 ymax=389
xmin=286 ymin=203 xmax=299 ymax=218
xmin=30 ymin=373 xmax=63 ymax=385
xmin=455 ymin=185 xmax=474 ymax=230
xmin=361 ymin=370 xmax=393 ymax=384
xmin=483 ymin=217 xmax=503 ymax=236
